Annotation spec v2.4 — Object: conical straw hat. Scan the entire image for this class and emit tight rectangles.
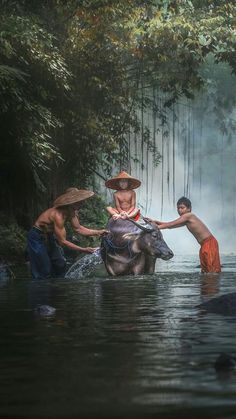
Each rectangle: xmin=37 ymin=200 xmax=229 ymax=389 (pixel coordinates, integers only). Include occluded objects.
xmin=105 ymin=171 xmax=141 ymax=190
xmin=53 ymin=188 xmax=94 ymax=208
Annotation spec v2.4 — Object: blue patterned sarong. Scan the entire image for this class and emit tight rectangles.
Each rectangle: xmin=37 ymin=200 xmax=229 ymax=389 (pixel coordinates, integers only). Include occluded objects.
xmin=27 ymin=227 xmax=66 ymax=280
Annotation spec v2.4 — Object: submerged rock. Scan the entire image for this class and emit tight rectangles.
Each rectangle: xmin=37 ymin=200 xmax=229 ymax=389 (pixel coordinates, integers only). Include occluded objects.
xmin=34 ymin=305 xmax=56 ymax=317
xmin=197 ymin=292 xmax=236 ymax=315
xmin=214 ymin=353 xmax=236 ymax=372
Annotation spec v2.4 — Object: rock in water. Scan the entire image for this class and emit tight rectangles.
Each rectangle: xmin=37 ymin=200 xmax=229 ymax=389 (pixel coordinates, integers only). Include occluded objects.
xmin=34 ymin=305 xmax=56 ymax=317
xmin=197 ymin=292 xmax=236 ymax=315
xmin=214 ymin=353 xmax=236 ymax=372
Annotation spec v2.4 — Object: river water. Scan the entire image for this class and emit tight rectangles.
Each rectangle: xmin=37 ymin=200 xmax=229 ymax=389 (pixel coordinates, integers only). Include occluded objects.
xmin=0 ymin=254 xmax=236 ymax=419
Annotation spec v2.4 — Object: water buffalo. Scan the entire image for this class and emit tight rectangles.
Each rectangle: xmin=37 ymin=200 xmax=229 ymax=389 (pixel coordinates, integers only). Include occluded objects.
xmin=101 ymin=218 xmax=174 ymax=276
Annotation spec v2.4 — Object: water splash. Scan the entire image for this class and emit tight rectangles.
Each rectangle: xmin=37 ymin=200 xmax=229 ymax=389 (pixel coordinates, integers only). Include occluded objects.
xmin=65 ymin=249 xmax=103 ymax=280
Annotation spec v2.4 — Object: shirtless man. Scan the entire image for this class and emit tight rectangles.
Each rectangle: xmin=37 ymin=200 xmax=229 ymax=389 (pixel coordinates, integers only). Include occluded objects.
xmin=145 ymin=196 xmax=221 ymax=273
xmin=105 ymin=171 xmax=141 ymax=221
xmin=27 ymin=188 xmax=107 ymax=279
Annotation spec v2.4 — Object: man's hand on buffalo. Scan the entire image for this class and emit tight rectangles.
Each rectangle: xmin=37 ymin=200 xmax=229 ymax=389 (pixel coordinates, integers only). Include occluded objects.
xmin=96 ymin=229 xmax=109 ymax=236
xmin=120 ymin=211 xmax=129 ymax=219
xmin=112 ymin=212 xmax=129 ymax=220
xmin=112 ymin=213 xmax=121 ymax=220
xmin=143 ymin=217 xmax=161 ymax=226
xmin=143 ymin=217 xmax=156 ymax=224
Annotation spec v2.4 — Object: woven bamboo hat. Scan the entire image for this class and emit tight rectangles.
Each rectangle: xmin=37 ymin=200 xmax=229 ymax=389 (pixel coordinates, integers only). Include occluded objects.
xmin=53 ymin=188 xmax=94 ymax=208
xmin=105 ymin=171 xmax=141 ymax=190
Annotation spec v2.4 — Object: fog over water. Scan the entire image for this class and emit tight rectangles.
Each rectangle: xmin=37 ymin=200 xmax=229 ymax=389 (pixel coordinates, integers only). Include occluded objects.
xmin=100 ymin=63 xmax=236 ymax=256
xmin=130 ymin=65 xmax=236 ymax=255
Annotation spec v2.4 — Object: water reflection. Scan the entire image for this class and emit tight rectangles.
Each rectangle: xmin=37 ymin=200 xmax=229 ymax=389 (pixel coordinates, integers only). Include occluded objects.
xmin=0 ymin=255 xmax=236 ymax=418
xmin=200 ymin=273 xmax=220 ymax=297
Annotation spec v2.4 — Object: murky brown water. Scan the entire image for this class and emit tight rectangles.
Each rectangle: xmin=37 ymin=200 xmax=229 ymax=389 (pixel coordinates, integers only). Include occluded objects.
xmin=0 ymin=255 xmax=236 ymax=418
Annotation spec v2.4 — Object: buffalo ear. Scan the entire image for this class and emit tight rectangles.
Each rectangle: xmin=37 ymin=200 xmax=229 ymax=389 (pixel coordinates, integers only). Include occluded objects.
xmin=123 ymin=233 xmax=139 ymax=241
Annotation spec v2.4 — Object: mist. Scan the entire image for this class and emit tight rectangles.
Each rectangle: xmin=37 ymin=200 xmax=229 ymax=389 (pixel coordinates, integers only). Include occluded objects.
xmin=130 ymin=63 xmax=236 ymax=255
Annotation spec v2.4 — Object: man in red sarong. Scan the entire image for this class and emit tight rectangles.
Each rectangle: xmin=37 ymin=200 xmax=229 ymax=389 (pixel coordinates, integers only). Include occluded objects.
xmin=145 ymin=196 xmax=221 ymax=273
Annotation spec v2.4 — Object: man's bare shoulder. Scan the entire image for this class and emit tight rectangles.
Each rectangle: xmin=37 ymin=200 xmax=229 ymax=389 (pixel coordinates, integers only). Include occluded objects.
xmin=187 ymin=212 xmax=198 ymax=219
xmin=49 ymin=207 xmax=64 ymax=221
xmin=35 ymin=207 xmax=59 ymax=226
xmin=180 ymin=212 xmax=193 ymax=221
xmin=185 ymin=212 xmax=203 ymax=223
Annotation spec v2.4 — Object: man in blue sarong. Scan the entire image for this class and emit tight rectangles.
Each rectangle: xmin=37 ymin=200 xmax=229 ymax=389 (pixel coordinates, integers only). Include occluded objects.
xmin=27 ymin=188 xmax=107 ymax=279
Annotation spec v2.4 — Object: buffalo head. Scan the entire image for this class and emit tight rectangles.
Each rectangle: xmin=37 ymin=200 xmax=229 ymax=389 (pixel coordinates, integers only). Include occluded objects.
xmin=101 ymin=218 xmax=173 ymax=276
xmin=123 ymin=219 xmax=174 ymax=260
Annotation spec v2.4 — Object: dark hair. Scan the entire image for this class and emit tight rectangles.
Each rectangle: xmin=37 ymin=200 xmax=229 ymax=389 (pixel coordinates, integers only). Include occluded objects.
xmin=177 ymin=196 xmax=192 ymax=209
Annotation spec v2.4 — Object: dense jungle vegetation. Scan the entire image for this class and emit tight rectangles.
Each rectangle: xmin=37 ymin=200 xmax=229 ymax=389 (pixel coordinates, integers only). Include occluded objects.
xmin=0 ymin=0 xmax=235 ymax=262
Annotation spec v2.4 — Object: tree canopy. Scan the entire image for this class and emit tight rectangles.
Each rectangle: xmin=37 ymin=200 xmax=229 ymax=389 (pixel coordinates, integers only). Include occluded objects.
xmin=0 ymin=0 xmax=235 ymax=226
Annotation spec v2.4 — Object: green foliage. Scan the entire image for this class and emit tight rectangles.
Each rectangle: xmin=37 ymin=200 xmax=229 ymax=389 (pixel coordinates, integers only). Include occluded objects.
xmin=65 ymin=195 xmax=109 ymax=248
xmin=0 ymin=0 xmax=235 ymax=234
xmin=79 ymin=195 xmax=109 ymax=229
xmin=0 ymin=213 xmax=27 ymax=262
xmin=61 ymin=0 xmax=236 ymax=181
xmin=0 ymin=11 xmax=71 ymax=219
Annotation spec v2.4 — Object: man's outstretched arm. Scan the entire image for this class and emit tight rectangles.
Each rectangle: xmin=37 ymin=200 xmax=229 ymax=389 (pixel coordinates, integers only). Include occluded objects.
xmin=144 ymin=214 xmax=189 ymax=229
xmin=53 ymin=213 xmax=97 ymax=253
xmin=157 ymin=214 xmax=189 ymax=229
xmin=71 ymin=212 xmax=108 ymax=236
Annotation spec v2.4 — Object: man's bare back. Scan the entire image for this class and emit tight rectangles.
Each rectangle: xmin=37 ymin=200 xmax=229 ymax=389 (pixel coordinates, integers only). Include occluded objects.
xmin=34 ymin=207 xmax=62 ymax=233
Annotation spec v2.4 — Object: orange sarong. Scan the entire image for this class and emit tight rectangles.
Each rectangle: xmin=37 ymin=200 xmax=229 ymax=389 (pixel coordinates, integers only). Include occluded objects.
xmin=199 ymin=235 xmax=221 ymax=273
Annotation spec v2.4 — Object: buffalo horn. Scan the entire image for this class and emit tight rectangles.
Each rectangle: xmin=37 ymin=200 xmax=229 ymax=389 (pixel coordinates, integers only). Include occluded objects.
xmin=127 ymin=218 xmax=154 ymax=232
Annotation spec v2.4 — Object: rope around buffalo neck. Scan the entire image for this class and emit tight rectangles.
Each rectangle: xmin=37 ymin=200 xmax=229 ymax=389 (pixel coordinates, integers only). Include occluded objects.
xmin=103 ymin=235 xmax=135 ymax=260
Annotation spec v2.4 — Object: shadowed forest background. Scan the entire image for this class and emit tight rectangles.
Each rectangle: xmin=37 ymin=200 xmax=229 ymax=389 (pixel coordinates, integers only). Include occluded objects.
xmin=0 ymin=0 xmax=236 ymax=262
